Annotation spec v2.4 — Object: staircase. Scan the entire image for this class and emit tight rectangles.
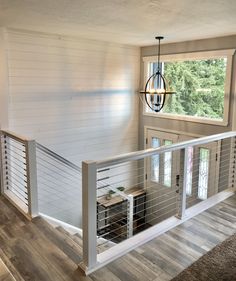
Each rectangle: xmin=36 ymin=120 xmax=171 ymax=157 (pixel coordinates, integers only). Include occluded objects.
xmin=0 ymin=196 xmax=84 ymax=281
xmin=1 ymin=129 xmax=236 ymax=275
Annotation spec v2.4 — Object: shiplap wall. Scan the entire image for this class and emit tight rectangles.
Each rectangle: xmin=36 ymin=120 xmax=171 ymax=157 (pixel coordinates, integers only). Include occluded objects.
xmin=6 ymin=29 xmax=140 ymax=165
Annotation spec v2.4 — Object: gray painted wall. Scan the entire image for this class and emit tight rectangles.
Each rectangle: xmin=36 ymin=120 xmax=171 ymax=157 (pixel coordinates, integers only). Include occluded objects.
xmin=139 ymin=35 xmax=236 ymax=149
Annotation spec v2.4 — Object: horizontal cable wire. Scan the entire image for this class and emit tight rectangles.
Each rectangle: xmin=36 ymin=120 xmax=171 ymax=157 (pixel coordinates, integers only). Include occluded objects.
xmin=2 ymin=142 xmax=26 ymax=153
xmin=2 ymin=165 xmax=27 ymax=183
xmin=3 ymin=146 xmax=26 ymax=159
xmin=98 ymin=194 xmax=177 ymax=231
xmin=97 ymin=201 xmax=177 ymax=242
xmin=2 ymin=160 xmax=27 ymax=176
xmin=98 ymin=199 xmax=177 ymax=239
xmin=4 ymin=179 xmax=28 ymax=199
xmin=4 ymin=176 xmax=28 ymax=194
xmin=1 ymin=152 xmax=27 ymax=166
xmin=37 ymin=164 xmax=80 ymax=186
xmin=97 ymin=190 xmax=177 ymax=223
xmin=4 ymin=183 xmax=28 ymax=205
xmin=36 ymin=153 xmax=81 ymax=178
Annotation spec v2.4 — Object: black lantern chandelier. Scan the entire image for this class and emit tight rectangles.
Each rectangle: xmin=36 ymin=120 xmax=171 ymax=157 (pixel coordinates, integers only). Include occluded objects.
xmin=140 ymin=36 xmax=175 ymax=112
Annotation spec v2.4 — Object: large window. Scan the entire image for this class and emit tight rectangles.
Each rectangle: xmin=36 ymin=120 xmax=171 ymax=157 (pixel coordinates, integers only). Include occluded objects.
xmin=143 ymin=50 xmax=234 ymax=125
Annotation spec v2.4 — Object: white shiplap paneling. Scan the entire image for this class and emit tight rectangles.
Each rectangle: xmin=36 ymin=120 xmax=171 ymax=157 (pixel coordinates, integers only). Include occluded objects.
xmin=6 ymin=29 xmax=140 ymax=165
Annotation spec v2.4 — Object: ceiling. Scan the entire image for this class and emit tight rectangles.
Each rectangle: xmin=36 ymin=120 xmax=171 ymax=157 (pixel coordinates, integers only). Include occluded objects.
xmin=0 ymin=0 xmax=236 ymax=46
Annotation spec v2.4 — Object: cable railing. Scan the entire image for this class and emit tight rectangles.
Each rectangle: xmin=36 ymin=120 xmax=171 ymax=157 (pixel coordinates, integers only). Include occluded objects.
xmin=36 ymin=143 xmax=83 ymax=227
xmin=1 ymin=129 xmax=236 ymax=275
xmin=81 ymin=131 xmax=236 ymax=274
xmin=0 ymin=130 xmax=38 ymax=218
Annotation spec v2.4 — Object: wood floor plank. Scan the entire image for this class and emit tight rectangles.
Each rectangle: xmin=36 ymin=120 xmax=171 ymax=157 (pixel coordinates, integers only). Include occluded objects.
xmin=193 ymin=213 xmax=235 ymax=236
xmin=130 ymin=250 xmax=172 ymax=281
xmin=0 ymin=194 xmax=236 ymax=281
xmin=159 ymin=233 xmax=202 ymax=259
xmin=0 ymin=259 xmax=16 ymax=281
xmin=150 ymin=237 xmax=195 ymax=268
xmin=140 ymin=243 xmax=184 ymax=277
xmin=33 ymin=217 xmax=82 ymax=264
xmin=107 ymin=252 xmax=157 ymax=281
xmin=167 ymin=229 xmax=207 ymax=255
xmin=199 ymin=211 xmax=236 ymax=230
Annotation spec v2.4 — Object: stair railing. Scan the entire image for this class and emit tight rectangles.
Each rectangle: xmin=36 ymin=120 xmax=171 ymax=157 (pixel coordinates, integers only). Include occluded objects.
xmin=0 ymin=130 xmax=38 ymax=218
xmin=81 ymin=131 xmax=236 ymax=274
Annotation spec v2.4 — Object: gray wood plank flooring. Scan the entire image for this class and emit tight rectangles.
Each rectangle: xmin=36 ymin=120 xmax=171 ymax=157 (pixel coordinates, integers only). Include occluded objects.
xmin=0 ymin=258 xmax=16 ymax=281
xmin=0 ymin=194 xmax=235 ymax=281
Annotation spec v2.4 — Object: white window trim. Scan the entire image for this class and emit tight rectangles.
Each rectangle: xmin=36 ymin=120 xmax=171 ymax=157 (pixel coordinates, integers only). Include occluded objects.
xmin=142 ymin=49 xmax=235 ymax=126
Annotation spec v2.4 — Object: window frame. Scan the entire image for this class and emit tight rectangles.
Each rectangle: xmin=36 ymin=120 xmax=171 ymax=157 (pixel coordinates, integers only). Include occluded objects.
xmin=142 ymin=49 xmax=235 ymax=126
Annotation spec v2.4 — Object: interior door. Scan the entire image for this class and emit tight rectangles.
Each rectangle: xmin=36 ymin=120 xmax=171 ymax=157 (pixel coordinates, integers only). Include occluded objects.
xmin=145 ymin=129 xmax=179 ymax=225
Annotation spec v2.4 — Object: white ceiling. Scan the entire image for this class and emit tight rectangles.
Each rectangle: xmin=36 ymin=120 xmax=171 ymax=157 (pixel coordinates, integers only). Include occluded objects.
xmin=0 ymin=0 xmax=236 ymax=46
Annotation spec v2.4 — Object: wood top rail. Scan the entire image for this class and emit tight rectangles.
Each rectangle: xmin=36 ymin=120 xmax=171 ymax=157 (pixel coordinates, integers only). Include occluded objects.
xmin=96 ymin=131 xmax=236 ymax=169
xmin=0 ymin=129 xmax=32 ymax=143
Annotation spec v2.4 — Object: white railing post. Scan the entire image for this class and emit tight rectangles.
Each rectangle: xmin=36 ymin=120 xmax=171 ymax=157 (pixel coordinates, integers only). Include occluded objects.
xmin=177 ymin=148 xmax=188 ymax=219
xmin=127 ymin=194 xmax=134 ymax=238
xmin=82 ymin=160 xmax=97 ymax=271
xmin=25 ymin=140 xmax=38 ymax=218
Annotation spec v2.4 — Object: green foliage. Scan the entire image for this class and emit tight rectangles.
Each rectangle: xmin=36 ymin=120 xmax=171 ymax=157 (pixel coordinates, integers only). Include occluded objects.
xmin=162 ymin=58 xmax=226 ymax=119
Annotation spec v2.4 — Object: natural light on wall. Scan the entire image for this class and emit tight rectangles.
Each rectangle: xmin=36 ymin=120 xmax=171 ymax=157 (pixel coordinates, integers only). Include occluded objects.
xmin=143 ymin=49 xmax=235 ymax=125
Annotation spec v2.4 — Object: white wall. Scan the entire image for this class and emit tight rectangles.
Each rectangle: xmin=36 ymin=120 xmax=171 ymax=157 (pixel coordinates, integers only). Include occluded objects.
xmin=6 ymin=29 xmax=140 ymax=165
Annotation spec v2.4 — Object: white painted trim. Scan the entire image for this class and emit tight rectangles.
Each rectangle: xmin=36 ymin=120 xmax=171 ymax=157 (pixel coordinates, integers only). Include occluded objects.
xmin=84 ymin=188 xmax=235 ymax=275
xmin=144 ymin=126 xmax=204 ymax=141
xmin=143 ymin=112 xmax=228 ymax=126
xmin=3 ymin=190 xmax=30 ymax=219
xmin=82 ymin=161 xmax=98 ymax=269
xmin=39 ymin=212 xmax=113 ymax=246
xmin=26 ymin=140 xmax=38 ymax=218
xmin=39 ymin=212 xmax=83 ymax=236
xmin=141 ymin=49 xmax=235 ymax=126
xmin=143 ymin=49 xmax=235 ymax=62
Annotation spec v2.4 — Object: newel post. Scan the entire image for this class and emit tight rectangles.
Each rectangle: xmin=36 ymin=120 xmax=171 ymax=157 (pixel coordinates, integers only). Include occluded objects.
xmin=82 ymin=160 xmax=97 ymax=271
xmin=25 ymin=140 xmax=38 ymax=218
xmin=177 ymin=148 xmax=188 ymax=219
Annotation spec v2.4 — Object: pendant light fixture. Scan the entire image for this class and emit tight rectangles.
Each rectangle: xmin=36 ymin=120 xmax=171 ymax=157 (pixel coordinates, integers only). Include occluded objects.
xmin=140 ymin=36 xmax=175 ymax=112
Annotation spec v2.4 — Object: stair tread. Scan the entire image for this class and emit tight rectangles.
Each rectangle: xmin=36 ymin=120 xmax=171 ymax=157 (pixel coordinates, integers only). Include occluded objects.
xmin=56 ymin=226 xmax=83 ymax=248
xmin=34 ymin=217 xmax=82 ymax=264
xmin=0 ymin=197 xmax=85 ymax=281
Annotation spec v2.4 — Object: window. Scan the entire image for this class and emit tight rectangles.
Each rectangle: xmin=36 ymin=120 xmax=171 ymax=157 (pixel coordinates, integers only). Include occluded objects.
xmin=143 ymin=50 xmax=234 ymax=125
xmin=198 ymin=148 xmax=210 ymax=200
xmin=151 ymin=137 xmax=160 ymax=182
xmin=186 ymin=146 xmax=194 ymax=196
xmin=163 ymin=139 xmax=172 ymax=187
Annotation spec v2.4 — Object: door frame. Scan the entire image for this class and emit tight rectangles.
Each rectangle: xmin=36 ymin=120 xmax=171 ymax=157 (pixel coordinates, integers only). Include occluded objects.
xmin=144 ymin=126 xmax=221 ymax=200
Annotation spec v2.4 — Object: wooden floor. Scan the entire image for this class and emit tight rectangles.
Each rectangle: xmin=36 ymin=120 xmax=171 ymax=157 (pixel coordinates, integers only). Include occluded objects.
xmin=0 ymin=195 xmax=235 ymax=281
xmin=0 ymin=258 xmax=16 ymax=281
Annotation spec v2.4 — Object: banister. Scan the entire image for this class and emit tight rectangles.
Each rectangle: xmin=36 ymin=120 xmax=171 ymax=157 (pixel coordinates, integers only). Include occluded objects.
xmin=97 ymin=131 xmax=236 ymax=169
xmin=36 ymin=142 xmax=82 ymax=173
xmin=0 ymin=129 xmax=31 ymax=143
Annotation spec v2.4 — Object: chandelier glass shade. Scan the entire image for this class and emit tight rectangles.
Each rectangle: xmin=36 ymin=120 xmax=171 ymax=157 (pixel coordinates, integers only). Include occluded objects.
xmin=140 ymin=36 xmax=175 ymax=112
